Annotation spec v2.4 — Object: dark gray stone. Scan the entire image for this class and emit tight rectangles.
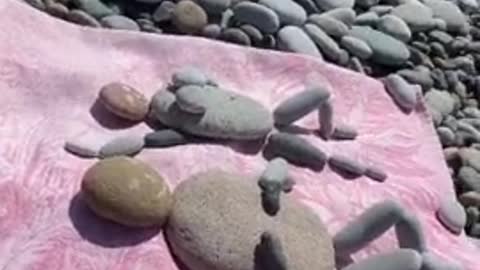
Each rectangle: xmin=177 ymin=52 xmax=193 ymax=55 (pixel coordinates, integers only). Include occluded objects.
xmin=431 ymin=69 xmax=448 ymax=89
xmin=196 ymin=0 xmax=231 ymax=15
xmin=436 ymin=197 xmax=466 ymax=234
xmin=45 ymin=1 xmax=69 ymax=18
xmin=318 ymin=100 xmax=334 ymax=139
xmin=144 ymin=129 xmax=195 ymax=148
xmin=232 ymin=2 xmax=280 ymax=34
xmin=411 ymin=41 xmax=430 ymax=54
xmin=377 ymin=14 xmax=411 ymax=42
xmin=395 ymin=211 xmax=427 ymax=252
xmin=202 ymin=24 xmax=222 ymax=38
xmin=221 ymin=28 xmax=251 ymax=46
xmin=153 ymin=1 xmax=175 ymax=23
xmin=421 ymin=252 xmax=461 ymax=270
xmin=277 ymin=26 xmax=322 ymax=58
xmin=397 ymin=69 xmax=433 ymax=90
xmin=220 ymin=8 xmax=234 ymax=28
xmin=328 ymin=154 xmax=366 ymax=176
xmin=304 ymin=24 xmax=342 ymax=61
xmin=391 ymin=2 xmax=435 ymax=32
xmin=464 ymin=107 xmax=480 ymax=118
xmin=437 ymin=126 xmax=456 ymax=146
xmin=354 ymin=12 xmax=379 ymax=26
xmin=356 ymin=0 xmax=379 ymax=8
xmin=255 ymin=231 xmax=288 ymax=269
xmin=323 ymin=8 xmax=356 ymax=26
xmin=308 ymin=14 xmax=349 ymax=38
xmin=340 ymin=35 xmax=373 ymax=60
xmin=459 ymin=148 xmax=480 ymax=173
xmin=365 ymin=166 xmax=387 ymax=182
xmin=408 ymin=47 xmax=434 ymax=69
xmin=240 ymin=24 xmax=263 ymax=45
xmin=430 ymin=42 xmax=448 ymax=59
xmin=458 ymin=166 xmax=480 ymax=192
xmin=349 ymin=57 xmax=365 ymax=74
xmin=332 ymin=123 xmax=357 ymax=140
xmin=100 ymin=15 xmax=140 ymax=31
xmin=172 ymin=66 xmax=210 ymax=88
xmin=383 ymin=74 xmax=417 ymax=112
xmin=314 ymin=0 xmax=354 ymax=10
xmin=259 ymin=0 xmax=307 ymax=25
xmin=72 ymin=0 xmax=114 ymax=19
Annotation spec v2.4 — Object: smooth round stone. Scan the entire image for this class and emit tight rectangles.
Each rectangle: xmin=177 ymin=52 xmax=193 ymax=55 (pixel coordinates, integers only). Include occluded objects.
xmin=295 ymin=0 xmax=320 ymax=14
xmin=144 ymin=129 xmax=194 ymax=148
xmin=459 ymin=191 xmax=480 ymax=207
xmin=436 ymin=198 xmax=467 ymax=234
xmin=72 ymin=0 xmax=114 ymax=19
xmin=344 ymin=250 xmax=422 ymax=270
xmin=151 ymin=87 xmax=273 ymax=140
xmin=99 ymin=82 xmax=149 ymax=121
xmin=421 ymin=252 xmax=461 ymax=270
xmin=172 ymin=66 xmax=210 ymax=88
xmin=437 ymin=126 xmax=455 ymax=146
xmin=196 ymin=0 xmax=231 ymax=14
xmin=433 ymin=18 xmax=447 ymax=31
xmin=100 ymin=15 xmax=140 ymax=31
xmin=383 ymin=74 xmax=417 ymax=112
xmin=175 ymin=85 xmax=208 ymax=113
xmin=397 ymin=69 xmax=433 ymax=90
xmin=423 ymin=0 xmax=467 ymax=32
xmin=166 ymin=170 xmax=335 ymax=270
xmin=67 ymin=9 xmax=101 ymax=27
xmin=81 ymin=156 xmax=172 ymax=227
xmin=391 ymin=2 xmax=435 ymax=32
xmin=356 ymin=0 xmax=379 ymax=8
xmin=99 ymin=135 xmax=145 ymax=158
xmin=202 ymin=24 xmax=222 ymax=38
xmin=369 ymin=5 xmax=393 ymax=15
xmin=424 ymin=90 xmax=455 ymax=120
xmin=64 ymin=132 xmax=111 ymax=158
xmin=314 ymin=0 xmax=354 ymax=10
xmin=258 ymin=0 xmax=307 ymax=26
xmin=232 ymin=2 xmax=280 ymax=34
xmin=172 ymin=0 xmax=208 ymax=34
xmin=153 ymin=1 xmax=176 ymax=23
xmin=349 ymin=26 xmax=410 ymax=66
xmin=304 ymin=24 xmax=341 ymax=61
xmin=354 ymin=11 xmax=379 ymax=26
xmin=240 ymin=24 xmax=264 ymax=45
xmin=365 ymin=166 xmax=387 ymax=182
xmin=428 ymin=30 xmax=453 ymax=45
xmin=377 ymin=14 xmax=411 ymax=42
xmin=277 ymin=26 xmax=322 ymax=58
xmin=221 ymin=28 xmax=251 ymax=46
xmin=308 ymin=14 xmax=349 ymax=38
xmin=340 ymin=36 xmax=372 ymax=60
xmin=45 ymin=1 xmax=69 ymax=18
xmin=323 ymin=8 xmax=356 ymax=26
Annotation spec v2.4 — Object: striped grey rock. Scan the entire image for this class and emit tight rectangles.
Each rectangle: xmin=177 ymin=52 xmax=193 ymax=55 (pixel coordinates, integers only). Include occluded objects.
xmin=232 ymin=2 xmax=280 ymax=34
xmin=391 ymin=2 xmax=435 ymax=32
xmin=354 ymin=12 xmax=379 ymax=26
xmin=332 ymin=123 xmax=358 ymax=140
xmin=273 ymin=86 xmax=330 ymax=126
xmin=277 ymin=26 xmax=322 ymax=58
xmin=314 ymin=0 xmax=354 ymax=10
xmin=144 ymin=129 xmax=196 ymax=148
xmin=333 ymin=200 xmax=404 ymax=255
xmin=423 ymin=0 xmax=467 ymax=32
xmin=202 ymin=24 xmax=222 ymax=38
xmin=99 ymin=135 xmax=144 ymax=158
xmin=328 ymin=154 xmax=366 ymax=176
xmin=259 ymin=0 xmax=307 ymax=26
xmin=349 ymin=26 xmax=410 ymax=66
xmin=153 ymin=1 xmax=176 ymax=23
xmin=72 ymin=0 xmax=114 ymax=19
xmin=343 ymin=249 xmax=422 ymax=270
xmin=240 ymin=25 xmax=263 ymax=45
xmin=395 ymin=211 xmax=426 ymax=252
xmin=340 ymin=36 xmax=373 ymax=60
xmin=304 ymin=24 xmax=342 ymax=61
xmin=172 ymin=66 xmax=210 ymax=88
xmin=100 ymin=15 xmax=140 ymax=31
xmin=323 ymin=8 xmax=356 ymax=26
xmin=265 ymin=132 xmax=327 ymax=170
xmin=365 ymin=166 xmax=387 ymax=182
xmin=258 ymin=158 xmax=289 ymax=215
xmin=308 ymin=14 xmax=349 ymax=38
xmin=221 ymin=28 xmax=251 ymax=46
xmin=436 ymin=198 xmax=467 ymax=234
xmin=437 ymin=126 xmax=455 ymax=147
xmin=458 ymin=166 xmax=480 ymax=193
xmin=377 ymin=14 xmax=411 ymax=42
xmin=318 ymin=100 xmax=334 ymax=139
xmin=67 ymin=9 xmax=101 ymax=27
xmin=369 ymin=5 xmax=393 ymax=15
xmin=151 ymin=87 xmax=273 ymax=140
xmin=196 ymin=0 xmax=231 ymax=14
xmin=383 ymin=74 xmax=417 ymax=112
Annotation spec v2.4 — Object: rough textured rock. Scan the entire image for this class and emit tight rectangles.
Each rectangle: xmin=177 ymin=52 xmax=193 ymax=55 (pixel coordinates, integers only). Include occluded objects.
xmin=277 ymin=26 xmax=322 ymax=58
xmin=81 ymin=157 xmax=172 ymax=227
xmin=259 ymin=0 xmax=307 ymax=26
xmin=165 ymin=170 xmax=335 ymax=270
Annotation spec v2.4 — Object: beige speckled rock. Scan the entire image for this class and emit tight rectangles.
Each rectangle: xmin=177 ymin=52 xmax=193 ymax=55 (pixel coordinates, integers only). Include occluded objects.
xmin=99 ymin=82 xmax=149 ymax=121
xmin=81 ymin=157 xmax=172 ymax=227
xmin=166 ymin=169 xmax=335 ymax=270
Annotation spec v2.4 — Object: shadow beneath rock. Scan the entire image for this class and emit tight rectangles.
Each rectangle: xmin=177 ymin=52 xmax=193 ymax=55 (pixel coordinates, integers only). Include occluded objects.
xmin=228 ymin=138 xmax=266 ymax=156
xmin=164 ymin=231 xmax=192 ymax=270
xmin=275 ymin=124 xmax=313 ymax=136
xmin=335 ymin=254 xmax=354 ymax=269
xmin=68 ymin=192 xmax=160 ymax=248
xmin=89 ymin=99 xmax=139 ymax=130
xmin=328 ymin=163 xmax=362 ymax=180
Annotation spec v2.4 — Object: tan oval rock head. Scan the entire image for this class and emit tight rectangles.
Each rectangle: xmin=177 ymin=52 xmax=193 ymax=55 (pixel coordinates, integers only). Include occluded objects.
xmin=99 ymin=82 xmax=149 ymax=121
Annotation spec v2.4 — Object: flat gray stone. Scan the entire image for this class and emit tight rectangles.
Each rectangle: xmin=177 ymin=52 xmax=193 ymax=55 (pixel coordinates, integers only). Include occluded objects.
xmin=304 ymin=24 xmax=342 ymax=61
xmin=340 ymin=36 xmax=372 ymax=60
xmin=277 ymin=26 xmax=322 ymax=58
xmin=259 ymin=0 xmax=307 ymax=26
xmin=197 ymin=0 xmax=231 ymax=14
xmin=308 ymin=14 xmax=349 ymax=38
xmin=377 ymin=14 xmax=411 ymax=42
xmin=391 ymin=2 xmax=435 ymax=32
xmin=323 ymin=8 xmax=356 ymax=26
xmin=423 ymin=0 xmax=467 ymax=32
xmin=99 ymin=135 xmax=144 ymax=158
xmin=354 ymin=11 xmax=379 ymax=26
xmin=100 ymin=15 xmax=140 ymax=31
xmin=369 ymin=5 xmax=393 ymax=15
xmin=314 ymin=0 xmax=354 ymax=10
xmin=436 ymin=198 xmax=466 ymax=234
xmin=151 ymin=87 xmax=273 ymax=140
xmin=144 ymin=129 xmax=195 ymax=148
xmin=175 ymin=85 xmax=208 ymax=114
xmin=349 ymin=26 xmax=410 ymax=66
xmin=202 ymin=24 xmax=222 ymax=38
xmin=383 ymin=74 xmax=417 ymax=112
xmin=232 ymin=2 xmax=280 ymax=34
xmin=343 ymin=249 xmax=422 ymax=270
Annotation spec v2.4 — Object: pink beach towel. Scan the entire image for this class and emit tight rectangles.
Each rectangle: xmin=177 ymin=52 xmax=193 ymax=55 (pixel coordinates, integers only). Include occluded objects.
xmin=0 ymin=0 xmax=477 ymax=269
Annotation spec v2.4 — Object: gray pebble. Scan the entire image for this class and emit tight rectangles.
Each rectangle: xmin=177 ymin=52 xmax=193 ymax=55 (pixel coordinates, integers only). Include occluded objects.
xmin=437 ymin=126 xmax=456 ymax=147
xmin=255 ymin=231 xmax=288 ymax=270
xmin=304 ymin=24 xmax=342 ymax=61
xmin=308 ymin=14 xmax=349 ymax=38
xmin=259 ymin=0 xmax=307 ymax=26
xmin=265 ymin=132 xmax=327 ymax=170
xmin=240 ymin=25 xmax=263 ymax=45
xmin=337 ymin=49 xmax=350 ymax=66
xmin=433 ymin=18 xmax=447 ymax=31
xmin=356 ymin=0 xmax=379 ymax=8
xmin=202 ymin=24 xmax=222 ymax=38
xmin=45 ymin=1 xmax=69 ymax=18
xmin=383 ymin=74 xmax=417 ymax=112
xmin=323 ymin=8 xmax=356 ymax=26
xmin=144 ymin=129 xmax=194 ymax=148
xmin=467 ymin=42 xmax=480 ymax=53
xmin=470 ymin=223 xmax=480 ymax=237
xmin=464 ymin=107 xmax=480 ymax=118
xmin=423 ymin=0 xmax=468 ymax=32
xmin=343 ymin=249 xmax=422 ymax=270
xmin=175 ymin=85 xmax=207 ymax=114
xmin=277 ymin=26 xmax=322 ymax=58
xmin=369 ymin=5 xmax=393 ymax=15
xmin=391 ymin=2 xmax=435 ymax=32
xmin=232 ymin=2 xmax=280 ymax=34
xmin=153 ymin=1 xmax=176 ymax=23
xmin=99 ymin=135 xmax=144 ymax=158
xmin=333 ymin=200 xmax=404 ymax=255
xmin=408 ymin=47 xmax=432 ymax=68
xmin=430 ymin=42 xmax=448 ymax=59
xmin=395 ymin=211 xmax=426 ymax=252
xmin=196 ymin=0 xmax=231 ymax=15
xmin=457 ymin=121 xmax=480 ymax=143
xmin=349 ymin=57 xmax=365 ymax=74
xmin=316 ymin=99 xmax=335 ymax=138
xmin=466 ymin=206 xmax=480 ymax=230
xmin=328 ymin=154 xmax=366 ymax=176
xmin=172 ymin=66 xmax=210 ymax=88
xmin=100 ymin=15 xmax=140 ymax=31
xmin=459 ymin=148 xmax=480 ymax=172
xmin=431 ymin=69 xmax=448 ymax=89
xmin=411 ymin=41 xmax=430 ymax=54
xmin=294 ymin=0 xmax=320 ymax=14
xmin=443 ymin=147 xmax=459 ymax=162
xmin=377 ymin=14 xmax=411 ymax=42
xmin=459 ymin=191 xmax=480 ymax=208
xmin=340 ymin=36 xmax=372 ymax=60
xmin=458 ymin=166 xmax=480 ymax=193
xmin=332 ymin=123 xmax=358 ymax=140
xmin=428 ymin=30 xmax=453 ymax=45
xmin=314 ymin=0 xmax=354 ymax=10
xmin=444 ymin=70 xmax=459 ymax=89
xmin=72 ymin=0 xmax=114 ymax=19
xmin=221 ymin=28 xmax=251 ymax=46
xmin=354 ymin=11 xmax=379 ymax=26
xmin=67 ymin=9 xmax=101 ymax=27
xmin=24 ymin=0 xmax=45 ymax=10
xmin=258 ymin=158 xmax=289 ymax=215
xmin=397 ymin=69 xmax=433 ymax=91
xmin=365 ymin=166 xmax=387 ymax=182
xmin=436 ymin=197 xmax=467 ymax=234
xmin=273 ymin=86 xmax=330 ymax=126
xmin=424 ymin=89 xmax=455 ymax=120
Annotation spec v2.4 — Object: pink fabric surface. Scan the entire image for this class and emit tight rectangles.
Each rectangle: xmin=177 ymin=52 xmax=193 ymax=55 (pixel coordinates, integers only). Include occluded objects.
xmin=0 ymin=0 xmax=477 ymax=269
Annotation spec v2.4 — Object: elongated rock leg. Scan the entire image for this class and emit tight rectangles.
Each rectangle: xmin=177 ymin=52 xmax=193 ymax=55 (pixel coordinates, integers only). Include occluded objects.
xmin=343 ymin=249 xmax=422 ymax=270
xmin=273 ymin=86 xmax=330 ymax=126
xmin=318 ymin=99 xmax=334 ymax=139
xmin=395 ymin=211 xmax=427 ymax=253
xmin=328 ymin=154 xmax=366 ymax=177
xmin=254 ymin=231 xmax=288 ymax=270
xmin=258 ymin=158 xmax=289 ymax=215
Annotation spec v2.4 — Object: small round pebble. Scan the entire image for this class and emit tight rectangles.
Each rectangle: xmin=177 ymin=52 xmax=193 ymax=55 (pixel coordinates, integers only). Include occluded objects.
xmin=202 ymin=24 xmax=222 ymax=38
xmin=459 ymin=191 xmax=480 ymax=207
xmin=99 ymin=135 xmax=145 ymax=158
xmin=45 ymin=1 xmax=69 ymax=18
xmin=99 ymin=82 xmax=149 ymax=121
xmin=100 ymin=15 xmax=140 ymax=31
xmin=436 ymin=198 xmax=467 ymax=235
xmin=323 ymin=8 xmax=356 ymax=26
xmin=172 ymin=0 xmax=208 ymax=34
xmin=221 ymin=28 xmax=251 ymax=46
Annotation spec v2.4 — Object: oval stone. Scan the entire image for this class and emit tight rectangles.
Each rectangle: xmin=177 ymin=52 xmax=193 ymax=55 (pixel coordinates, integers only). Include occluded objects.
xmin=81 ymin=156 xmax=173 ymax=227
xmin=277 ymin=26 xmax=322 ymax=58
xmin=304 ymin=24 xmax=342 ymax=61
xmin=172 ymin=0 xmax=208 ymax=34
xmin=100 ymin=15 xmax=140 ymax=31
xmin=377 ymin=14 xmax=411 ymax=42
xmin=99 ymin=82 xmax=149 ymax=121
xmin=436 ymin=198 xmax=467 ymax=234
xmin=166 ymin=170 xmax=335 ymax=270
xmin=323 ymin=8 xmax=356 ymax=26
xmin=232 ymin=2 xmax=280 ymax=34
xmin=99 ymin=135 xmax=145 ymax=158
xmin=221 ymin=28 xmax=252 ymax=46
xmin=308 ymin=14 xmax=349 ymax=38
xmin=196 ymin=0 xmax=231 ymax=14
xmin=340 ymin=36 xmax=373 ymax=59
xmin=67 ymin=9 xmax=101 ymax=27
xmin=258 ymin=0 xmax=307 ymax=26
xmin=383 ymin=74 xmax=417 ymax=112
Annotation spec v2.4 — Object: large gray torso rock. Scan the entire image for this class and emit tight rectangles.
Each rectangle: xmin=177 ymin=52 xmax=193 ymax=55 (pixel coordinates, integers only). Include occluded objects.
xmin=166 ymin=170 xmax=335 ymax=270
xmin=348 ymin=26 xmax=410 ymax=66
xmin=150 ymin=87 xmax=273 ymax=140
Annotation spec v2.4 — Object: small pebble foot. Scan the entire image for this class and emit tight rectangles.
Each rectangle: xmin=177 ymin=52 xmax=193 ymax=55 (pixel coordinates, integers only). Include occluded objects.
xmin=328 ymin=154 xmax=365 ymax=177
xmin=331 ymin=123 xmax=358 ymax=140
xmin=343 ymin=249 xmax=422 ymax=270
xmin=144 ymin=129 xmax=196 ymax=148
xmin=436 ymin=198 xmax=467 ymax=235
xmin=365 ymin=165 xmax=387 ymax=182
xmin=99 ymin=135 xmax=145 ymax=158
